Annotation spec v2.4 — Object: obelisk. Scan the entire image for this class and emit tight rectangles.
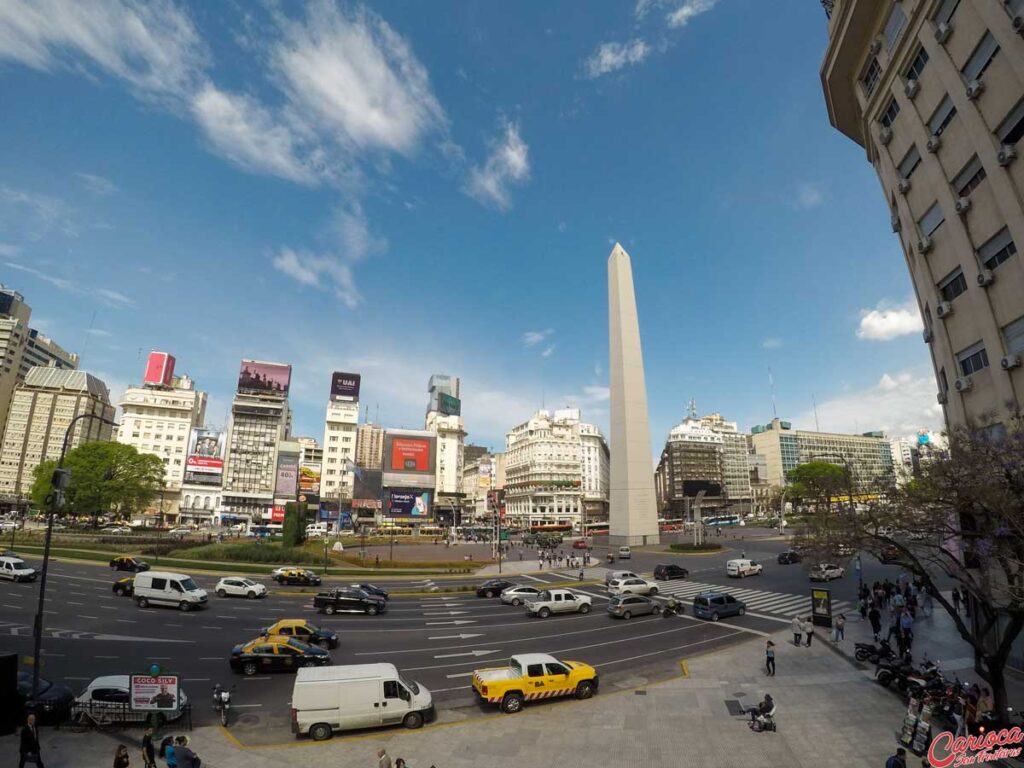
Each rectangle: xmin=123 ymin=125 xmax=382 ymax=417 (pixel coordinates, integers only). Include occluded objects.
xmin=608 ymin=243 xmax=659 ymax=545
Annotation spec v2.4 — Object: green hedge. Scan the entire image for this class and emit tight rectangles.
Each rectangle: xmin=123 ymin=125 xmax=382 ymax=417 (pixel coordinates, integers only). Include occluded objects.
xmin=172 ymin=543 xmax=323 ymax=565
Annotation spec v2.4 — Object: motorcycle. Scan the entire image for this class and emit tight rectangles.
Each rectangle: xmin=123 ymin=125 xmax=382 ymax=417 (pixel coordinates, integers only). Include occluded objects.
xmin=606 ymin=553 xmax=615 ymax=564
xmin=661 ymin=599 xmax=684 ymax=617
xmin=213 ymin=683 xmax=234 ymax=727
xmin=875 ymin=654 xmax=914 ymax=688
xmin=855 ymin=639 xmax=895 ymax=664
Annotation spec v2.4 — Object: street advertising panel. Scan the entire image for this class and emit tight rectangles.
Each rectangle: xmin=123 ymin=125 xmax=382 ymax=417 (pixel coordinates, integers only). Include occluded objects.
xmin=351 ymin=467 xmax=382 ymax=510
xmin=382 ymin=430 xmax=436 ymax=488
xmin=271 ymin=505 xmax=285 ymax=522
xmin=184 ymin=428 xmax=225 ymax=486
xmin=437 ymin=392 xmax=461 ymax=416
xmin=390 ymin=438 xmax=430 ymax=471
xmin=811 ymin=588 xmax=833 ymax=628
xmin=143 ymin=351 xmax=176 ymax=386
xmin=275 ymin=453 xmax=299 ymax=497
xmin=299 ymin=463 xmax=321 ymax=495
xmin=330 ymin=371 xmax=361 ymax=400
xmin=237 ymin=360 xmax=291 ymax=396
xmin=386 ymin=489 xmax=432 ymax=520
xmin=129 ymin=674 xmax=179 ymax=711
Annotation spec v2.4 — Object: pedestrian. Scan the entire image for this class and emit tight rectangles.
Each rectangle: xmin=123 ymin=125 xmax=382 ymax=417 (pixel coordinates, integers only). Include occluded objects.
xmin=173 ymin=737 xmax=197 ymax=768
xmin=377 ymin=747 xmax=392 ymax=768
xmin=791 ymin=615 xmax=803 ymax=646
xmin=395 ymin=760 xmax=407 ymax=768
xmin=141 ymin=727 xmax=156 ymax=768
xmin=158 ymin=736 xmax=174 ymax=768
xmin=859 ymin=595 xmax=868 ymax=619
xmin=578 ymin=567 xmax=584 ymax=581
xmin=803 ymin=616 xmax=814 ymax=647
xmin=374 ymin=555 xmax=380 ymax=568
xmin=869 ymin=605 xmax=882 ymax=640
xmin=885 ymin=746 xmax=908 ymax=768
xmin=961 ymin=586 xmax=971 ymax=617
xmin=952 ymin=587 xmax=961 ymax=614
xmin=538 ymin=558 xmax=544 ymax=570
xmin=834 ymin=614 xmax=846 ymax=642
xmin=18 ymin=713 xmax=42 ymax=768
xmin=921 ymin=585 xmax=933 ymax=616
xmin=114 ymin=744 xmax=130 ymax=768
xmin=765 ymin=640 xmax=776 ymax=676
xmin=899 ymin=608 xmax=914 ymax=652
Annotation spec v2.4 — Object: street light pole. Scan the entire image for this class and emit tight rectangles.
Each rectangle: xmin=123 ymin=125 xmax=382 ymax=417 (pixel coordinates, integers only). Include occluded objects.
xmin=32 ymin=411 xmax=118 ymax=699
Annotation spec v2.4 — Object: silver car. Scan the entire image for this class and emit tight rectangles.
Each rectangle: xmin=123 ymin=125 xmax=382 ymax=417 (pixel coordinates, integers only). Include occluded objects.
xmin=500 ymin=585 xmax=541 ymax=606
xmin=607 ymin=594 xmax=659 ymax=619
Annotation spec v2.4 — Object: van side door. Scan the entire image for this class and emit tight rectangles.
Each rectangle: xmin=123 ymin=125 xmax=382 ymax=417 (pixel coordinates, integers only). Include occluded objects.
xmin=380 ymin=679 xmax=413 ymax=725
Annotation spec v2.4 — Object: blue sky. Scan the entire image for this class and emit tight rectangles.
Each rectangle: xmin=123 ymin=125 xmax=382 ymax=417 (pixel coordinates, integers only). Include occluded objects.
xmin=0 ymin=0 xmax=942 ymax=454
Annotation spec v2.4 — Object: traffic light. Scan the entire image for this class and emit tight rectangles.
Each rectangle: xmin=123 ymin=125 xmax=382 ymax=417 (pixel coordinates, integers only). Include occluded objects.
xmin=51 ymin=468 xmax=71 ymax=490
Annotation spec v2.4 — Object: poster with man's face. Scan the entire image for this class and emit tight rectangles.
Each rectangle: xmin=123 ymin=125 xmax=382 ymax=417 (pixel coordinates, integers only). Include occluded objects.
xmin=130 ymin=675 xmax=179 ymax=711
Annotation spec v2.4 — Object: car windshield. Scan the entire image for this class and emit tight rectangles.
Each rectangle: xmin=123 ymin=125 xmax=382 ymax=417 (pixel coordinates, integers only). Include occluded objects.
xmin=400 ymin=675 xmax=419 ymax=695
xmin=287 ymin=638 xmax=314 ymax=652
xmin=240 ymin=579 xmax=255 ymax=586
xmin=180 ymin=578 xmax=199 ymax=591
xmin=9 ymin=559 xmax=26 ymax=568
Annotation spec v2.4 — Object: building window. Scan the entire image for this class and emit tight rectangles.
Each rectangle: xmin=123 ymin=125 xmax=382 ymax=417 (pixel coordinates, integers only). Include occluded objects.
xmin=978 ymin=228 xmax=1017 ymax=270
xmin=882 ymin=4 xmax=907 ymax=49
xmin=962 ymin=32 xmax=1000 ymax=82
xmin=880 ymin=98 xmax=900 ymax=128
xmin=1003 ymin=316 xmax=1024 ymax=357
xmin=861 ymin=57 xmax=881 ymax=97
xmin=898 ymin=146 xmax=921 ymax=179
xmin=918 ymin=203 xmax=945 ymax=236
xmin=904 ymin=46 xmax=929 ymax=81
xmin=996 ymin=99 xmax=1024 ymax=146
xmin=938 ymin=269 xmax=968 ymax=302
xmin=928 ymin=95 xmax=957 ymax=137
xmin=953 ymin=156 xmax=986 ymax=197
xmin=957 ymin=342 xmax=990 ymax=377
xmin=934 ymin=0 xmax=960 ymax=24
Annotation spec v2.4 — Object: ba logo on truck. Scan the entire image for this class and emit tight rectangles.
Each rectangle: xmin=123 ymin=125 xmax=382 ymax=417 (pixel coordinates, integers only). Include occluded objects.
xmin=927 ymin=726 xmax=1024 ymax=767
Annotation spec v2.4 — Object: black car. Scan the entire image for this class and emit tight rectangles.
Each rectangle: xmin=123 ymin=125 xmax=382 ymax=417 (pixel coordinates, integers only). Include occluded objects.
xmin=653 ymin=564 xmax=689 ymax=581
xmin=109 ymin=556 xmax=150 ymax=572
xmin=350 ymin=583 xmax=389 ymax=600
xmin=229 ymin=637 xmax=331 ymax=676
xmin=777 ymin=551 xmax=802 ymax=565
xmin=313 ymin=587 xmax=387 ymax=616
xmin=276 ymin=569 xmax=322 ymax=586
xmin=17 ymin=671 xmax=74 ymax=724
xmin=476 ymin=579 xmax=515 ymax=598
xmin=112 ymin=576 xmax=134 ymax=596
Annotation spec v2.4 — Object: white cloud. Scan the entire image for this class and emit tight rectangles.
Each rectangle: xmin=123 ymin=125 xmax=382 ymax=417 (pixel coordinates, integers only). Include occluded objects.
xmin=666 ymin=0 xmax=720 ymax=28
xmin=857 ymin=298 xmax=923 ymax=341
xmin=761 ymin=337 xmax=783 ymax=350
xmin=793 ymin=370 xmax=943 ymax=438
xmin=96 ymin=288 xmax=134 ymax=308
xmin=0 ymin=243 xmax=18 ymax=256
xmin=84 ymin=328 xmax=111 ymax=337
xmin=541 ymin=345 xmax=555 ymax=358
xmin=465 ymin=120 xmax=530 ymax=211
xmin=0 ymin=185 xmax=77 ymax=239
xmin=585 ymin=39 xmax=651 ymax=78
xmin=794 ymin=182 xmax=824 ymax=210
xmin=522 ymin=329 xmax=554 ymax=348
xmin=582 ymin=385 xmax=610 ymax=402
xmin=4 ymin=261 xmax=76 ymax=292
xmin=76 ymin=173 xmax=117 ymax=195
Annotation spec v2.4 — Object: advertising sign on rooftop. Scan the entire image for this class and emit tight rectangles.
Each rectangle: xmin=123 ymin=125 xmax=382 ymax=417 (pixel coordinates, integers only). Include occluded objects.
xmin=184 ymin=428 xmax=225 ymax=486
xmin=143 ymin=351 xmax=176 ymax=387
xmin=437 ymin=392 xmax=461 ymax=417
xmin=330 ymin=372 xmax=361 ymax=400
xmin=238 ymin=360 xmax=291 ymax=396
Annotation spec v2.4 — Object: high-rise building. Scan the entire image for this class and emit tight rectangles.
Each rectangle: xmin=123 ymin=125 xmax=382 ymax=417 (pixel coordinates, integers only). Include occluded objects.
xmin=322 ymin=401 xmax=359 ymax=499
xmin=504 ymin=408 xmax=608 ymax=531
xmin=747 ymin=449 xmax=772 ymax=517
xmin=424 ymin=374 xmax=465 ymax=502
xmin=821 ymin=0 xmax=1024 ymax=433
xmin=655 ymin=416 xmax=726 ymax=519
xmin=890 ymin=430 xmax=950 ymax=485
xmin=116 ymin=352 xmax=207 ymax=523
xmin=355 ymin=422 xmax=385 ymax=470
xmin=295 ymin=436 xmax=323 ymax=466
xmin=0 ymin=368 xmax=114 ymax=499
xmin=699 ymin=411 xmax=753 ymax=512
xmin=22 ymin=329 xmax=78 ymax=375
xmin=461 ymin=450 xmax=500 ymax=523
xmin=750 ymin=418 xmax=895 ymax=493
xmin=222 ymin=360 xmax=292 ymax=521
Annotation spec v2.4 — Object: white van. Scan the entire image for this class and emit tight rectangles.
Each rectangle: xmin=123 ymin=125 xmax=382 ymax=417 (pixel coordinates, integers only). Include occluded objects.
xmin=134 ymin=570 xmax=208 ymax=611
xmin=305 ymin=523 xmax=329 ymax=538
xmin=726 ymin=559 xmax=763 ymax=578
xmin=291 ymin=663 xmax=433 ymax=741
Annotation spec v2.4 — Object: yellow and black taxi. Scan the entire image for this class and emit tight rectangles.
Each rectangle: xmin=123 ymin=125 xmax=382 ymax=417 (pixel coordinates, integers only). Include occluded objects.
xmin=112 ymin=576 xmax=134 ymax=597
xmin=261 ymin=619 xmax=339 ymax=650
xmin=272 ymin=568 xmax=322 ymax=586
xmin=109 ymin=556 xmax=150 ymax=573
xmin=229 ymin=636 xmax=331 ymax=676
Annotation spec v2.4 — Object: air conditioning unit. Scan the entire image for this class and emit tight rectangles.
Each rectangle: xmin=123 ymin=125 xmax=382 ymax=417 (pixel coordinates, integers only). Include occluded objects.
xmin=904 ymin=79 xmax=920 ymax=99
xmin=936 ymin=301 xmax=953 ymax=318
xmin=934 ymin=21 xmax=952 ymax=44
xmin=891 ymin=214 xmax=901 ymax=232
xmin=926 ymin=135 xmax=942 ymax=153
xmin=955 ymin=196 xmax=972 ymax=216
xmin=937 ymin=391 xmax=948 ymax=405
xmin=998 ymin=144 xmax=1018 ymax=167
xmin=923 ymin=328 xmax=933 ymax=343
xmin=1002 ymin=354 xmax=1022 ymax=370
xmin=869 ymin=39 xmax=882 ymax=55
xmin=1013 ymin=15 xmax=1024 ymax=36
xmin=954 ymin=376 xmax=973 ymax=392
xmin=879 ymin=126 xmax=893 ymax=145
xmin=898 ymin=178 xmax=912 ymax=194
xmin=917 ymin=235 xmax=933 ymax=254
xmin=966 ymin=80 xmax=985 ymax=100
xmin=977 ymin=269 xmax=995 ymax=287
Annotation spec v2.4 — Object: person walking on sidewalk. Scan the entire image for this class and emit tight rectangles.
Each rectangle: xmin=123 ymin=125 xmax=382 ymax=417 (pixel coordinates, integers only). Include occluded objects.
xmin=114 ymin=744 xmax=130 ymax=768
xmin=377 ymin=747 xmax=393 ymax=768
xmin=833 ymin=614 xmax=846 ymax=642
xmin=885 ymin=746 xmax=907 ymax=768
xmin=952 ymin=587 xmax=961 ymax=614
xmin=791 ymin=615 xmax=803 ymax=646
xmin=765 ymin=640 xmax=776 ymax=676
xmin=141 ymin=727 xmax=156 ymax=768
xmin=869 ymin=605 xmax=882 ymax=640
xmin=899 ymin=609 xmax=915 ymax=653
xmin=18 ymin=713 xmax=42 ymax=768
xmin=803 ymin=617 xmax=814 ymax=647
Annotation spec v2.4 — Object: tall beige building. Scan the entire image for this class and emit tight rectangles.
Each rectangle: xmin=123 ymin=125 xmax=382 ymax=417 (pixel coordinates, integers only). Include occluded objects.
xmin=822 ymin=0 xmax=1024 ymax=433
xmin=0 ymin=368 xmax=114 ymax=498
xmin=355 ymin=422 xmax=385 ymax=470
xmin=322 ymin=401 xmax=359 ymax=499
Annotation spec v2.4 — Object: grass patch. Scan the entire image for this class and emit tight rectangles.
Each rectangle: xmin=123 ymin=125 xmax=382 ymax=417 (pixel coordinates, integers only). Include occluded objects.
xmin=668 ymin=543 xmax=724 ymax=553
xmin=171 ymin=542 xmax=324 ymax=565
xmin=333 ymin=553 xmax=491 ymax=570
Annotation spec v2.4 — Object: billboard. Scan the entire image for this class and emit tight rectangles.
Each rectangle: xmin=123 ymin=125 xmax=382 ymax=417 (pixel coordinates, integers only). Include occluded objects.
xmin=352 ymin=467 xmax=383 ymax=510
xmin=382 ymin=430 xmax=436 ymax=488
xmin=129 ymin=674 xmax=179 ymax=711
xmin=184 ymin=428 xmax=225 ymax=486
xmin=275 ymin=453 xmax=299 ymax=497
xmin=437 ymin=392 xmax=461 ymax=417
xmin=143 ymin=351 xmax=176 ymax=387
xmin=386 ymin=489 xmax=432 ymax=520
xmin=238 ymin=360 xmax=291 ymax=396
xmin=270 ymin=505 xmax=285 ymax=522
xmin=390 ymin=438 xmax=431 ymax=472
xmin=330 ymin=371 xmax=361 ymax=400
xmin=299 ymin=463 xmax=321 ymax=496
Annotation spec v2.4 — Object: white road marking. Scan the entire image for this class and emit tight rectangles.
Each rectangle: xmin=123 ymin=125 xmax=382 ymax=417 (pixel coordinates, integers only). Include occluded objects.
xmin=422 ymin=611 xmax=468 ymax=617
xmin=165 ymin=623 xmax=182 ymax=627
xmin=427 ymin=633 xmax=482 ymax=641
xmin=200 ymin=626 xmax=223 ymax=630
xmin=594 ymin=630 xmax=748 ymax=668
xmin=96 ymin=655 xmax=118 ymax=659
xmin=199 ymin=657 xmax=221 ymax=661
xmin=232 ymin=703 xmax=263 ymax=708
xmin=183 ymin=678 xmax=210 ymax=682
xmin=115 ymin=620 xmax=136 ymax=624
xmin=2 ymin=604 xmax=20 ymax=609
xmin=424 ymin=619 xmax=476 ymax=626
xmin=445 ymin=672 xmax=474 ymax=679
xmin=77 ymin=615 xmax=98 ymax=619
xmin=433 ymin=649 xmax=498 ymax=659
xmin=67 ymin=601 xmax=83 ymax=606
xmin=430 ymin=685 xmax=472 ymax=693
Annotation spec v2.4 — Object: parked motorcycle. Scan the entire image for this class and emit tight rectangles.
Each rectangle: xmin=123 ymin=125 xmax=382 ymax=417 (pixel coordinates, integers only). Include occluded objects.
xmin=875 ymin=654 xmax=915 ymax=689
xmin=213 ymin=683 xmax=233 ymax=727
xmin=855 ymin=639 xmax=895 ymax=664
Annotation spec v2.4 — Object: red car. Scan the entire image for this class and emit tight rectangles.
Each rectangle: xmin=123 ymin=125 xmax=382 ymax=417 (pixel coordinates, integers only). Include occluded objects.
xmin=572 ymin=540 xmax=589 ymax=550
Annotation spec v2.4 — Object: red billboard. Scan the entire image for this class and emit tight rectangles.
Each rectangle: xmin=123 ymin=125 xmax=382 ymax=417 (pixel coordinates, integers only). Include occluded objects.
xmin=271 ymin=505 xmax=285 ymax=522
xmin=238 ymin=360 xmax=291 ymax=396
xmin=390 ymin=437 xmax=430 ymax=471
xmin=143 ymin=351 xmax=175 ymax=386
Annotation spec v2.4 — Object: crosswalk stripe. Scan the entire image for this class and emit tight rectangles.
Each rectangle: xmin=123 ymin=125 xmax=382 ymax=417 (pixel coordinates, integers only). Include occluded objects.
xmin=638 ymin=579 xmax=854 ymax=619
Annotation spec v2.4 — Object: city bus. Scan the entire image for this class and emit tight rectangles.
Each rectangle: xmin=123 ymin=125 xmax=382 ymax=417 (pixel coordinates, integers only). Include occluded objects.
xmin=702 ymin=514 xmax=740 ymax=527
xmin=251 ymin=523 xmax=283 ymax=538
xmin=528 ymin=523 xmax=573 ymax=534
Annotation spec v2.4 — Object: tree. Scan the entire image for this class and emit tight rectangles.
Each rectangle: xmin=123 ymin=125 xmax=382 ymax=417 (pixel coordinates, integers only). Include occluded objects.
xmin=797 ymin=423 xmax=1024 ymax=726
xmin=29 ymin=442 xmax=165 ymax=522
xmin=282 ymin=502 xmax=306 ymax=548
xmin=786 ymin=461 xmax=847 ymax=513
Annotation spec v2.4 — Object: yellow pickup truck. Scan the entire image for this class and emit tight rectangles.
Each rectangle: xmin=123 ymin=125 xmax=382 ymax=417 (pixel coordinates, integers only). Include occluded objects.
xmin=472 ymin=653 xmax=598 ymax=713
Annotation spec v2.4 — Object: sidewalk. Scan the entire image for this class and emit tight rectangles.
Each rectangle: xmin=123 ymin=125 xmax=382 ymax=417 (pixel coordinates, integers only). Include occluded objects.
xmin=2 ymin=626 xmax=914 ymax=768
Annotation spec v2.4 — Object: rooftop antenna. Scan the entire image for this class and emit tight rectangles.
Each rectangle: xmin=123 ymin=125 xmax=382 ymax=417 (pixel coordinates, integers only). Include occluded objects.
xmin=768 ymin=367 xmax=778 ymax=419
xmin=375 ymin=403 xmax=379 ymax=424
xmin=812 ymin=394 xmax=821 ymax=432
xmin=80 ymin=309 xmax=99 ymax=359
xmin=686 ymin=398 xmax=697 ymax=420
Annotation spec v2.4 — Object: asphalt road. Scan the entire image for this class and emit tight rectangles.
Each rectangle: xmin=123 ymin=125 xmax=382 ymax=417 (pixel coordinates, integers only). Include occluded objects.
xmin=0 ymin=529 xmax=919 ymax=745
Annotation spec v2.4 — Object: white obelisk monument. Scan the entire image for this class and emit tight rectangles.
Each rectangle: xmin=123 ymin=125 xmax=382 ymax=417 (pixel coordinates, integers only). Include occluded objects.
xmin=608 ymin=243 xmax=659 ymax=545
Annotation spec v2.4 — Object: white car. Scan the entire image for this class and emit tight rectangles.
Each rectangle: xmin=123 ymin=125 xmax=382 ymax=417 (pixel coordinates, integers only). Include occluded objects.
xmin=726 ymin=559 xmax=763 ymax=578
xmin=0 ymin=555 xmax=36 ymax=582
xmin=215 ymin=577 xmax=267 ymax=599
xmin=608 ymin=577 xmax=659 ymax=596
xmin=102 ymin=526 xmax=131 ymax=535
xmin=524 ymin=589 xmax=593 ymax=618
xmin=500 ymin=585 xmax=542 ymax=606
xmin=167 ymin=527 xmax=192 ymax=537
xmin=0 ymin=520 xmax=19 ymax=532
xmin=74 ymin=675 xmax=189 ymax=725
xmin=271 ymin=566 xmax=302 ymax=578
xmin=809 ymin=563 xmax=846 ymax=582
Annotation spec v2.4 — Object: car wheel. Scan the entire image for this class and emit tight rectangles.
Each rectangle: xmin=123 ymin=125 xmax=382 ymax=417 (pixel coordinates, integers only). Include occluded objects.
xmin=623 ymin=611 xmax=632 ymax=620
xmin=511 ymin=598 xmax=521 ymax=606
xmin=247 ymin=591 xmax=257 ymax=599
xmin=310 ymin=722 xmax=333 ymax=741
xmin=217 ymin=589 xmax=227 ymax=598
xmin=710 ymin=612 xmax=720 ymax=622
xmin=318 ymin=639 xmax=331 ymax=650
xmin=649 ymin=587 xmax=658 ymax=596
xmin=403 ymin=711 xmax=424 ymax=729
xmin=242 ymin=661 xmax=258 ymax=676
xmin=575 ymin=680 xmax=596 ymax=700
xmin=114 ymin=586 xmax=123 ymax=596
xmin=653 ymin=605 xmax=662 ymax=614
xmin=324 ymin=605 xmax=336 ymax=616
xmin=179 ymin=601 xmax=191 ymax=612
xmin=501 ymin=692 xmax=524 ymax=714
xmin=366 ymin=606 xmax=378 ymax=616
xmin=738 ymin=607 xmax=746 ymax=616
xmin=484 ymin=590 xmax=494 ymax=598
xmin=538 ymin=607 xmax=550 ymax=618
xmin=137 ymin=597 xmax=149 ymax=609
xmin=579 ymin=603 xmax=591 ymax=614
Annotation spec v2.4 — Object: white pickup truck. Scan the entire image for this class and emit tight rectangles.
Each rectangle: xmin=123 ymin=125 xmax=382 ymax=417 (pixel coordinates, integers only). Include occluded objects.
xmin=524 ymin=589 xmax=592 ymax=618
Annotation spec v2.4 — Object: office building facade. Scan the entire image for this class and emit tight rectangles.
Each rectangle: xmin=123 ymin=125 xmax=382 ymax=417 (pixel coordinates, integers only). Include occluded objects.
xmin=655 ymin=417 xmax=726 ymax=519
xmin=322 ymin=401 xmax=359 ymax=500
xmin=355 ymin=422 xmax=385 ymax=470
